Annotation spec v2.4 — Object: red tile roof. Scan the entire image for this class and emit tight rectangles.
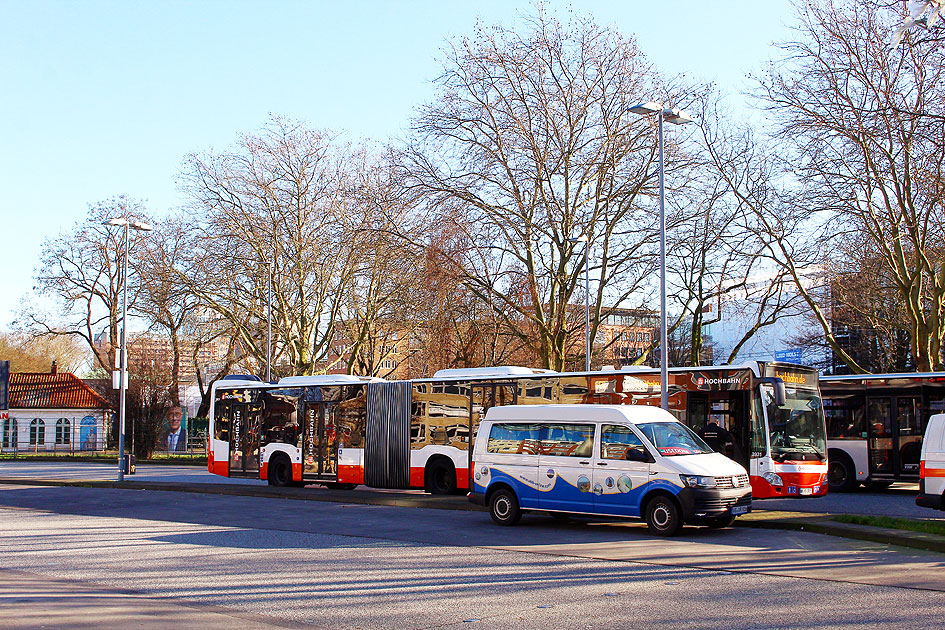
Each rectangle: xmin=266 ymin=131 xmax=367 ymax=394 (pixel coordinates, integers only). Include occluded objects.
xmin=9 ymin=372 xmax=110 ymax=410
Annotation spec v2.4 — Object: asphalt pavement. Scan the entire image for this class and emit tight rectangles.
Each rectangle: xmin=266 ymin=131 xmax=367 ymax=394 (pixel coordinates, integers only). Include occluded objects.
xmin=1 ymin=460 xmax=943 ymax=553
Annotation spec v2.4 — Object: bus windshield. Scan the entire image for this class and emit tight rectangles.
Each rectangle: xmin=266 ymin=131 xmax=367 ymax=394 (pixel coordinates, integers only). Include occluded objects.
xmin=763 ymin=385 xmax=827 ymax=462
xmin=637 ymin=422 xmax=714 ymax=457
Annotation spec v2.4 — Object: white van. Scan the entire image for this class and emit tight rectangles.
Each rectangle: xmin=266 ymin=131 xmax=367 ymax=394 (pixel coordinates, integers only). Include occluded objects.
xmin=917 ymin=413 xmax=945 ymax=510
xmin=468 ymin=404 xmax=752 ymax=536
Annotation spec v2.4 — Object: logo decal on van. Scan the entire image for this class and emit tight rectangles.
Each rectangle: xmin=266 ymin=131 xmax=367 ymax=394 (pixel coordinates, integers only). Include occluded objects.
xmin=546 ymin=468 xmax=555 ymax=479
xmin=617 ymin=475 xmax=632 ymax=493
xmin=577 ymin=476 xmax=591 ymax=492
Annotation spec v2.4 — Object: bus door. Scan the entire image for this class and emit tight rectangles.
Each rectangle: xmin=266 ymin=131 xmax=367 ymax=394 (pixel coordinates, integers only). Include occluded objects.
xmin=687 ymin=392 xmax=750 ymax=469
xmin=303 ymin=402 xmax=338 ymax=480
xmin=228 ymin=401 xmax=262 ymax=476
xmin=468 ymin=383 xmax=516 ymax=485
xmin=895 ymin=396 xmax=922 ymax=476
xmin=866 ymin=397 xmax=893 ymax=476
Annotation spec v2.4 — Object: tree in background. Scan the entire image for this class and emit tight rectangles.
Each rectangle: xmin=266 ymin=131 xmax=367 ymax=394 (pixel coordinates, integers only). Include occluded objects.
xmin=181 ymin=116 xmax=360 ymax=377
xmin=403 ymin=9 xmax=693 ymax=370
xmin=0 ymin=333 xmax=88 ymax=373
xmin=19 ymin=197 xmax=150 ymax=373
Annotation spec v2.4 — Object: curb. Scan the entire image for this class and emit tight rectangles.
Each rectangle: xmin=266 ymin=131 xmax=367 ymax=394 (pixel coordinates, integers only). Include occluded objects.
xmin=2 ymin=477 xmax=943 ymax=552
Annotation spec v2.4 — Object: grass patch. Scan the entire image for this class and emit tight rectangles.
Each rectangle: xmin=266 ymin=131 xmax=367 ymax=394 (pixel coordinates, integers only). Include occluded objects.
xmin=833 ymin=514 xmax=945 ymax=536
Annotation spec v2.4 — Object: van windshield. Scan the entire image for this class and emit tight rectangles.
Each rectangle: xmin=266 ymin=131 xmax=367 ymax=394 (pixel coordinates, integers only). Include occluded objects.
xmin=637 ymin=422 xmax=714 ymax=457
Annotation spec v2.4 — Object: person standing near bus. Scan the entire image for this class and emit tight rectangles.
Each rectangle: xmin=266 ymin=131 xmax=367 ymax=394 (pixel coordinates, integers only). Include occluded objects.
xmin=699 ymin=418 xmax=734 ymax=456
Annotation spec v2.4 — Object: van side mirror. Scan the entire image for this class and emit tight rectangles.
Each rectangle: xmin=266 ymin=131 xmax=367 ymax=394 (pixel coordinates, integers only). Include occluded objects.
xmin=626 ymin=448 xmax=654 ymax=463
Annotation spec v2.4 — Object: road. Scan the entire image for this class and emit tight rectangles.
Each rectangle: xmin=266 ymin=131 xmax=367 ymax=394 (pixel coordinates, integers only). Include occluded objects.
xmin=1 ymin=481 xmax=945 ymax=629
xmin=0 ymin=461 xmax=937 ymax=519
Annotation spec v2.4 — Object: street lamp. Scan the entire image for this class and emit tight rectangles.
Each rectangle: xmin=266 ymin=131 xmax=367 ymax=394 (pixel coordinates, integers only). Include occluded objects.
xmin=629 ymin=101 xmax=694 ymax=410
xmin=105 ymin=217 xmax=153 ymax=481
xmin=262 ymin=259 xmax=272 ymax=382
xmin=570 ymin=236 xmax=590 ymax=371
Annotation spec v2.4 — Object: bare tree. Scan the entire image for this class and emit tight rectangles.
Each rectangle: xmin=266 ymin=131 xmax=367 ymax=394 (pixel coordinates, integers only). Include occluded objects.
xmin=740 ymin=0 xmax=945 ymax=372
xmin=20 ymin=198 xmax=150 ymax=372
xmin=181 ymin=117 xmax=361 ymax=377
xmin=403 ymin=10 xmax=693 ymax=370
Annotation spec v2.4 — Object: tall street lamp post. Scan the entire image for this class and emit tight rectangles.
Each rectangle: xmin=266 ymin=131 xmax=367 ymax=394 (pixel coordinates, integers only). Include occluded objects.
xmin=106 ymin=217 xmax=153 ymax=481
xmin=629 ymin=102 xmax=694 ymax=410
xmin=570 ymin=236 xmax=590 ymax=371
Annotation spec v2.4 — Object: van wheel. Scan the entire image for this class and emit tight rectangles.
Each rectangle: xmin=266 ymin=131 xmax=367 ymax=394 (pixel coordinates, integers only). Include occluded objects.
xmin=268 ymin=455 xmax=293 ymax=487
xmin=827 ymin=451 xmax=858 ymax=492
xmin=489 ymin=488 xmax=521 ymax=526
xmin=645 ymin=495 xmax=682 ymax=536
xmin=425 ymin=459 xmax=457 ymax=495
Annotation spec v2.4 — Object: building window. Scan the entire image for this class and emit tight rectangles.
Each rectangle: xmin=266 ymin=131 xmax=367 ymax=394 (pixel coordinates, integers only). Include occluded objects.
xmin=56 ymin=418 xmax=71 ymax=445
xmin=2 ymin=418 xmax=16 ymax=448
xmin=30 ymin=419 xmax=45 ymax=446
xmin=644 ymin=333 xmax=650 ymax=342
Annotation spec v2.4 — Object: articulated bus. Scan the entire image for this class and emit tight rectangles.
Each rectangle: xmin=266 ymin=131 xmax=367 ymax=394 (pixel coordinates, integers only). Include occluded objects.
xmin=207 ymin=362 xmax=828 ymax=499
xmin=821 ymin=373 xmax=945 ymax=491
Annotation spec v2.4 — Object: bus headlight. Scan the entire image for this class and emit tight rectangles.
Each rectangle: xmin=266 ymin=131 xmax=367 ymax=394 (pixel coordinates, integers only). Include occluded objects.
xmin=763 ymin=472 xmax=784 ymax=487
xmin=680 ymin=474 xmax=717 ymax=488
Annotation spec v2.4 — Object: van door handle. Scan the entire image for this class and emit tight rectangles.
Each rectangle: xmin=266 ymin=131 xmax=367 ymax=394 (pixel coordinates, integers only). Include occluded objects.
xmin=579 ymin=460 xmax=590 ymax=465
xmin=597 ymin=462 xmax=608 ymax=466
xmin=649 ymin=471 xmax=658 ymax=475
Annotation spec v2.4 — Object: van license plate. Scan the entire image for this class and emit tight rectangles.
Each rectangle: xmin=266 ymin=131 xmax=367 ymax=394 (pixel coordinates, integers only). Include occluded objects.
xmin=731 ymin=505 xmax=748 ymax=516
xmin=800 ymin=488 xmax=813 ymax=496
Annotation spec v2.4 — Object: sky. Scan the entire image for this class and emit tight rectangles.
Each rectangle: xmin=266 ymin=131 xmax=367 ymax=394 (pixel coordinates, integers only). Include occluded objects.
xmin=0 ymin=0 xmax=796 ymax=330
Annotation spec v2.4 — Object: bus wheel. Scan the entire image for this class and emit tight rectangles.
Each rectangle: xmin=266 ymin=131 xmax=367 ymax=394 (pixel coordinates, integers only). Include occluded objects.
xmin=425 ymin=459 xmax=457 ymax=495
xmin=827 ymin=451 xmax=858 ymax=492
xmin=645 ymin=495 xmax=682 ymax=536
xmin=489 ymin=488 xmax=521 ymax=526
xmin=268 ymin=454 xmax=293 ymax=487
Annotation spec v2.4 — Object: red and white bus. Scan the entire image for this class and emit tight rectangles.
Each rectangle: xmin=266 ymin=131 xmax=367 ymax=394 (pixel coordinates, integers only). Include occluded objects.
xmin=207 ymin=362 xmax=828 ymax=499
xmin=821 ymin=372 xmax=945 ymax=491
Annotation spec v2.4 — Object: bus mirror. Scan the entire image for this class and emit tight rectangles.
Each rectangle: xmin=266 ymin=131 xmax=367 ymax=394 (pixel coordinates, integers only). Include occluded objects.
xmin=758 ymin=377 xmax=787 ymax=407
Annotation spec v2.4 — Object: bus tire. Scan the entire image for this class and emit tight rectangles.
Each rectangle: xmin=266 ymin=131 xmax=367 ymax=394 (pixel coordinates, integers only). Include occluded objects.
xmin=267 ymin=454 xmax=293 ymax=487
xmin=489 ymin=487 xmax=521 ymax=526
xmin=645 ymin=494 xmax=683 ymax=537
xmin=827 ymin=450 xmax=858 ymax=492
xmin=424 ymin=458 xmax=457 ymax=495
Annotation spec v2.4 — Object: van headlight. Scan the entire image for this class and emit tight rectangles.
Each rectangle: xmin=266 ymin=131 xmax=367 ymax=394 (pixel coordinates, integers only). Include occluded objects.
xmin=763 ymin=472 xmax=784 ymax=487
xmin=680 ymin=474 xmax=717 ymax=488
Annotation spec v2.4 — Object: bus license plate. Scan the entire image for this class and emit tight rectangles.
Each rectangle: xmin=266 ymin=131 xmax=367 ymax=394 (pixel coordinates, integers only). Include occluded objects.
xmin=800 ymin=488 xmax=813 ymax=496
xmin=732 ymin=505 xmax=748 ymax=516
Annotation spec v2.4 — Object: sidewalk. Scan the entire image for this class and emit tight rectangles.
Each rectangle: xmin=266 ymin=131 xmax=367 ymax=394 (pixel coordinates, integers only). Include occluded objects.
xmin=2 ymin=469 xmax=944 ymax=555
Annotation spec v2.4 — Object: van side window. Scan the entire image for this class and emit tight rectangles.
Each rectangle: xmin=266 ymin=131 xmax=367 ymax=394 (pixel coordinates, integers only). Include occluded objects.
xmin=487 ymin=423 xmax=541 ymax=454
xmin=601 ymin=424 xmax=646 ymax=460
xmin=540 ymin=423 xmax=595 ymax=457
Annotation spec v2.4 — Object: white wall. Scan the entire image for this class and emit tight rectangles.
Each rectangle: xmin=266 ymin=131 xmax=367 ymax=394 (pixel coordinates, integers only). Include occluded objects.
xmin=1 ymin=409 xmax=106 ymax=452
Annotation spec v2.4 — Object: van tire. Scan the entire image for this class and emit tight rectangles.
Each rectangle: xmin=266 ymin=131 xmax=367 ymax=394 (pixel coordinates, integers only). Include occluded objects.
xmin=645 ymin=494 xmax=682 ymax=536
xmin=425 ymin=458 xmax=457 ymax=495
xmin=267 ymin=454 xmax=293 ymax=487
xmin=827 ymin=450 xmax=858 ymax=492
xmin=489 ymin=488 xmax=521 ymax=526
